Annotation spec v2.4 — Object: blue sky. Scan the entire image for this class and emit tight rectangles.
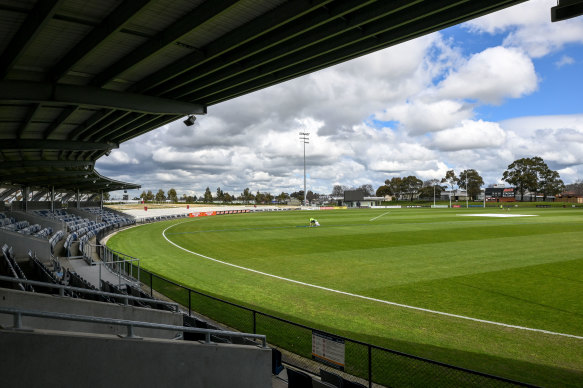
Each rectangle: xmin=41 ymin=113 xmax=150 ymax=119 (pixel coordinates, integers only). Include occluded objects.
xmin=98 ymin=0 xmax=583 ymax=199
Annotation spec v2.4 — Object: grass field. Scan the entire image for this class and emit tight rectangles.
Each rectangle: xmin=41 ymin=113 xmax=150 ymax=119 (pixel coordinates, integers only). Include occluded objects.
xmin=107 ymin=207 xmax=583 ymax=386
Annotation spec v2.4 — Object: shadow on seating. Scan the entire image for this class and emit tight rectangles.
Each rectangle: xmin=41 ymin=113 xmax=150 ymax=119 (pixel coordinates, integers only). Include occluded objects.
xmin=287 ymin=368 xmax=312 ymax=388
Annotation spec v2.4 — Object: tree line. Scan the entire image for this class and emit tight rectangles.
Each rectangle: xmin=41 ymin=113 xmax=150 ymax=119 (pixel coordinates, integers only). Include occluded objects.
xmin=138 ymin=187 xmax=324 ymax=204
xmin=135 ymin=156 xmax=570 ymax=204
xmin=369 ymin=156 xmax=565 ymax=201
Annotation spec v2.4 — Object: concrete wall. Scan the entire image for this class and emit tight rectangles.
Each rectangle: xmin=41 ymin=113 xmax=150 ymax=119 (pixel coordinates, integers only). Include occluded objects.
xmin=0 ymin=288 xmax=182 ymax=339
xmin=0 ymin=329 xmax=271 ymax=388
xmin=0 ymin=229 xmax=52 ymax=261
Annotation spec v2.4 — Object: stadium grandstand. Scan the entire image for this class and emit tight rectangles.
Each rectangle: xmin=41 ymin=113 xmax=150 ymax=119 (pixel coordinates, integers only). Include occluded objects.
xmin=1 ymin=1 xmax=553 ymax=386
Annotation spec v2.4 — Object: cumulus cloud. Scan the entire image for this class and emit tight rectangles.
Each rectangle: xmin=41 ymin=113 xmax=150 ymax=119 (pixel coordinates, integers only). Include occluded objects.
xmin=432 ymin=120 xmax=506 ymax=151
xmin=436 ymin=47 xmax=538 ymax=104
xmin=464 ymin=0 xmax=583 ymax=58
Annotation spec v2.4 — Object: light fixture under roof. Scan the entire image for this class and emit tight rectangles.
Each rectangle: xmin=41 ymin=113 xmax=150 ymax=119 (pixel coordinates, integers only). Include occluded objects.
xmin=183 ymin=115 xmax=196 ymax=126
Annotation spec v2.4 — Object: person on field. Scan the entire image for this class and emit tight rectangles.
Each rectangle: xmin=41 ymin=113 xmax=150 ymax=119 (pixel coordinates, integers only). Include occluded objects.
xmin=309 ymin=218 xmax=320 ymax=227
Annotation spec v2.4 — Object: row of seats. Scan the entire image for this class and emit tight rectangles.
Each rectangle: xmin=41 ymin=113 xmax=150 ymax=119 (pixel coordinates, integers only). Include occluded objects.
xmin=142 ymin=213 xmax=189 ymax=223
xmin=1 ymin=244 xmax=31 ymax=292
xmin=1 ymin=212 xmax=63 ymax=244
xmin=287 ymin=367 xmax=367 ymax=388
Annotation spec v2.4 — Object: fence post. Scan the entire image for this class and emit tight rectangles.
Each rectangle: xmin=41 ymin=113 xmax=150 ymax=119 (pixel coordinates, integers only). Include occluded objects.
xmin=368 ymin=345 xmax=372 ymax=388
xmin=149 ymin=272 xmax=153 ymax=296
xmin=188 ymin=289 xmax=192 ymax=317
xmin=253 ymin=311 xmax=256 ymax=334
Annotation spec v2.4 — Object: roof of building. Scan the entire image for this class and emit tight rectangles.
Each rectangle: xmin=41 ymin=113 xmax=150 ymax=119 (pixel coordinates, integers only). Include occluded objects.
xmin=0 ymin=0 xmax=526 ymax=193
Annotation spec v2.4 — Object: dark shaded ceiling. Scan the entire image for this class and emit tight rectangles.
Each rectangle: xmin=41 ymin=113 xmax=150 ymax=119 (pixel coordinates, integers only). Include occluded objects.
xmin=0 ymin=0 xmax=526 ymax=192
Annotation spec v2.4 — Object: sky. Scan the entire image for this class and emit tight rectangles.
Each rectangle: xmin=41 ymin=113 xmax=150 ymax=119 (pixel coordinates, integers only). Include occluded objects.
xmin=96 ymin=0 xmax=583 ymax=199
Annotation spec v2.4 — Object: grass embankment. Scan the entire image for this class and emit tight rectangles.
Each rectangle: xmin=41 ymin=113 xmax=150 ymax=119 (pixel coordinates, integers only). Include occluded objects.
xmin=108 ymin=208 xmax=583 ymax=386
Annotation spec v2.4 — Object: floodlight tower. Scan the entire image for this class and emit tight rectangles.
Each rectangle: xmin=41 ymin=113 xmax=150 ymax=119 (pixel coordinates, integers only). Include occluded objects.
xmin=299 ymin=132 xmax=309 ymax=206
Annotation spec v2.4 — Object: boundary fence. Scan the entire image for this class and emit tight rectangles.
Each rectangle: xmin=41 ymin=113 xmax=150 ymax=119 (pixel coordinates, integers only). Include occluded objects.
xmin=96 ymin=230 xmax=536 ymax=388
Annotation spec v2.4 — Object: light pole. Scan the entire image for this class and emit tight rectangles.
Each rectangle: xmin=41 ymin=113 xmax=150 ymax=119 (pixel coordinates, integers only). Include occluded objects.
xmin=299 ymin=132 xmax=309 ymax=206
xmin=466 ymin=173 xmax=469 ymax=208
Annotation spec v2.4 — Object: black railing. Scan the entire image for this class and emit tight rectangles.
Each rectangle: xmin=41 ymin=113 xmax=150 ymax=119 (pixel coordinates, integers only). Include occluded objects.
xmin=96 ymin=230 xmax=536 ymax=388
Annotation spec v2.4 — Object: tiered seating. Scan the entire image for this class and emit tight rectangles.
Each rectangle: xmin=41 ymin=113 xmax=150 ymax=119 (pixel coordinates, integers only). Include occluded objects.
xmin=1 ymin=244 xmax=31 ymax=291
xmin=28 ymin=250 xmax=60 ymax=293
xmin=1 ymin=219 xmax=29 ymax=232
xmin=83 ymin=207 xmax=135 ymax=228
xmin=49 ymin=230 xmax=64 ymax=253
xmin=66 ymin=269 xmax=112 ymax=302
xmin=18 ymin=223 xmax=42 ymax=235
xmin=35 ymin=209 xmax=134 ymax=256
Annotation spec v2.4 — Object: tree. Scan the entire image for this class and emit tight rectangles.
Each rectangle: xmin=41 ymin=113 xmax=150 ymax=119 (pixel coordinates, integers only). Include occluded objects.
xmin=376 ymin=185 xmax=392 ymax=197
xmin=358 ymin=184 xmax=374 ymax=196
xmin=102 ymin=192 xmax=110 ymax=201
xmin=401 ymin=175 xmax=423 ymax=201
xmin=276 ymin=192 xmax=290 ymax=203
xmin=457 ymin=169 xmax=484 ymax=200
xmin=167 ymin=188 xmax=178 ymax=202
xmin=240 ymin=188 xmax=254 ymax=204
xmin=441 ymin=170 xmax=458 ymax=206
xmin=306 ymin=190 xmax=318 ymax=204
xmin=290 ymin=191 xmax=304 ymax=200
xmin=155 ymin=189 xmax=166 ymax=202
xmin=146 ymin=190 xmax=154 ymax=201
xmin=502 ymin=157 xmax=545 ymax=201
xmin=331 ymin=185 xmax=344 ymax=197
xmin=140 ymin=191 xmax=147 ymax=201
xmin=203 ymin=187 xmax=213 ymax=203
xmin=565 ymin=180 xmax=583 ymax=196
xmin=216 ymin=187 xmax=224 ymax=202
xmin=418 ymin=179 xmax=444 ymax=199
xmin=385 ymin=177 xmax=404 ymax=200
xmin=539 ymin=168 xmax=564 ymax=201
xmin=223 ymin=193 xmax=233 ymax=203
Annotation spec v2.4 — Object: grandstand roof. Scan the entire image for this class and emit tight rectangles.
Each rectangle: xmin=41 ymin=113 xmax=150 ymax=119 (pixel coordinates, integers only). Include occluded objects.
xmin=0 ymin=0 xmax=526 ymax=193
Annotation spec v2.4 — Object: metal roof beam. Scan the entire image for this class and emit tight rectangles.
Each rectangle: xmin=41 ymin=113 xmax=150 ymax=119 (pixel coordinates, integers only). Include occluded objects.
xmin=17 ymin=103 xmax=42 ymax=139
xmin=129 ymin=0 xmax=335 ymax=93
xmin=0 ymin=0 xmax=62 ymax=78
xmin=199 ymin=0 xmax=521 ymax=105
xmin=43 ymin=105 xmax=78 ymax=140
xmin=0 ymin=170 xmax=93 ymax=182
xmin=162 ymin=0 xmax=419 ymax=99
xmin=113 ymin=115 xmax=179 ymax=143
xmin=68 ymin=110 xmax=115 ymax=141
xmin=0 ymin=160 xmax=94 ymax=169
xmin=91 ymin=0 xmax=239 ymax=87
xmin=0 ymin=81 xmax=206 ymax=115
xmin=0 ymin=139 xmax=118 ymax=151
xmin=51 ymin=0 xmax=152 ymax=82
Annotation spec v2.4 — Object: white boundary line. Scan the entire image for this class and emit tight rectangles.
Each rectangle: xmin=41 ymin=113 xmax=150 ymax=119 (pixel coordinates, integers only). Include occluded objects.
xmin=162 ymin=221 xmax=583 ymax=340
xmin=370 ymin=211 xmax=390 ymax=221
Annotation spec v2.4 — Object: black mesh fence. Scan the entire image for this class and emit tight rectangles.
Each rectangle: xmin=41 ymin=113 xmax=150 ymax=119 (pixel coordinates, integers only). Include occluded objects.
xmin=134 ymin=266 xmax=534 ymax=388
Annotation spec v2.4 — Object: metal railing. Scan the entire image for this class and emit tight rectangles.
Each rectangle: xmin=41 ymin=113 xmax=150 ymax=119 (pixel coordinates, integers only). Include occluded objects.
xmin=0 ymin=306 xmax=267 ymax=347
xmin=0 ymin=275 xmax=179 ymax=312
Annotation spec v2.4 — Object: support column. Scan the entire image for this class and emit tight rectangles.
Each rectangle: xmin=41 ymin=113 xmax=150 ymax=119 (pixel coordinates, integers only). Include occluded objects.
xmin=76 ymin=188 xmax=80 ymax=209
xmin=22 ymin=186 xmax=29 ymax=213
xmin=100 ymin=190 xmax=104 ymax=210
xmin=50 ymin=186 xmax=55 ymax=213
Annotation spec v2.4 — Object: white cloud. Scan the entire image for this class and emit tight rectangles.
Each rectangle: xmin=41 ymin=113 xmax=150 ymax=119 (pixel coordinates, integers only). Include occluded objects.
xmin=555 ymin=55 xmax=575 ymax=68
xmin=464 ymin=0 xmax=583 ymax=58
xmin=436 ymin=47 xmax=538 ymax=104
xmin=432 ymin=120 xmax=507 ymax=151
